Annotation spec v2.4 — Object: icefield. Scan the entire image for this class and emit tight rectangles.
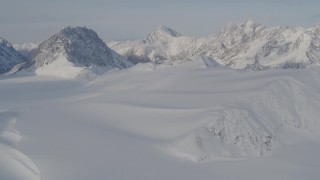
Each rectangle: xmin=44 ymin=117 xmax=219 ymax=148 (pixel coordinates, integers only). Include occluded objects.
xmin=1 ymin=60 xmax=320 ymax=179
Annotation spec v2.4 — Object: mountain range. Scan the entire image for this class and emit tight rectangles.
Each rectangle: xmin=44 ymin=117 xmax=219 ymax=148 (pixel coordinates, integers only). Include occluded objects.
xmin=1 ymin=20 xmax=320 ymax=78
xmin=2 ymin=27 xmax=132 ymax=78
xmin=109 ymin=20 xmax=320 ymax=70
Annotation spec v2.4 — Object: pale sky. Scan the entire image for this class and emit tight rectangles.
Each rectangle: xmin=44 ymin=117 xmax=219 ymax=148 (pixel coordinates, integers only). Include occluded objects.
xmin=1 ymin=0 xmax=320 ymax=43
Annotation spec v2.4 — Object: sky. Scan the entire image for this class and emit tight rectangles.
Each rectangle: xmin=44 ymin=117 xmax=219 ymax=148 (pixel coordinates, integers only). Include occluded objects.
xmin=1 ymin=0 xmax=320 ymax=43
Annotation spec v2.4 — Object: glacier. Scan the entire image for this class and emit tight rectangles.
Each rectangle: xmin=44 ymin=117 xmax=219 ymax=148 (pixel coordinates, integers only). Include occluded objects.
xmin=1 ymin=60 xmax=320 ymax=179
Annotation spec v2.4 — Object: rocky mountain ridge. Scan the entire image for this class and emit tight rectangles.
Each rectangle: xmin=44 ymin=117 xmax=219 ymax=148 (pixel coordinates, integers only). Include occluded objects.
xmin=0 ymin=37 xmax=26 ymax=74
xmin=17 ymin=26 xmax=133 ymax=79
xmin=109 ymin=20 xmax=320 ymax=70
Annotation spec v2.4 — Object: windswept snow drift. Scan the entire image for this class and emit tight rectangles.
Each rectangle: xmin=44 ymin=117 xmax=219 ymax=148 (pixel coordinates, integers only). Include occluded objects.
xmin=0 ymin=110 xmax=40 ymax=180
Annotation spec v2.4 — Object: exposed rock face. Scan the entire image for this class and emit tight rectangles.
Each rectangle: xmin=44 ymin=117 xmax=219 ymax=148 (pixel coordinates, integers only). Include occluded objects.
xmin=30 ymin=26 xmax=132 ymax=69
xmin=18 ymin=27 xmax=132 ymax=78
xmin=0 ymin=38 xmax=26 ymax=74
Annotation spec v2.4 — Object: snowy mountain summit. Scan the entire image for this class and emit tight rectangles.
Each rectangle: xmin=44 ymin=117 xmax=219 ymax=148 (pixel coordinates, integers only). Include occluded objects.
xmin=110 ymin=20 xmax=320 ymax=70
xmin=146 ymin=25 xmax=181 ymax=43
xmin=108 ymin=25 xmax=189 ymax=64
xmin=0 ymin=37 xmax=26 ymax=74
xmin=20 ymin=26 xmax=132 ymax=79
xmin=206 ymin=19 xmax=320 ymax=69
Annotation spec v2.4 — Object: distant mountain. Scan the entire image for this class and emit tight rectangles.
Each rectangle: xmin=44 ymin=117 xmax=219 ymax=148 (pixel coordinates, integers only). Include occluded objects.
xmin=13 ymin=42 xmax=38 ymax=59
xmin=18 ymin=27 xmax=133 ymax=79
xmin=198 ymin=19 xmax=320 ymax=69
xmin=145 ymin=25 xmax=181 ymax=43
xmin=0 ymin=37 xmax=26 ymax=74
xmin=108 ymin=25 xmax=191 ymax=64
xmin=109 ymin=20 xmax=320 ymax=70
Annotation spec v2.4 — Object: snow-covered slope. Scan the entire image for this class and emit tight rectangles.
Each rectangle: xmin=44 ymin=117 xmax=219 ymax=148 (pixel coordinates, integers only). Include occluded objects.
xmin=19 ymin=27 xmax=133 ymax=79
xmin=0 ymin=109 xmax=40 ymax=180
xmin=1 ymin=62 xmax=320 ymax=179
xmin=109 ymin=20 xmax=320 ymax=69
xmin=13 ymin=42 xmax=38 ymax=59
xmin=85 ymin=62 xmax=320 ymax=161
xmin=0 ymin=38 xmax=26 ymax=74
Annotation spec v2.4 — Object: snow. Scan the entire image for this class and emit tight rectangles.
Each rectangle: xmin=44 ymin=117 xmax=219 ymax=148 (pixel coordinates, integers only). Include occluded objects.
xmin=1 ymin=62 xmax=320 ymax=179
xmin=146 ymin=25 xmax=181 ymax=43
xmin=0 ymin=110 xmax=40 ymax=180
xmin=109 ymin=20 xmax=320 ymax=69
xmin=34 ymin=55 xmax=88 ymax=78
xmin=33 ymin=54 xmax=110 ymax=80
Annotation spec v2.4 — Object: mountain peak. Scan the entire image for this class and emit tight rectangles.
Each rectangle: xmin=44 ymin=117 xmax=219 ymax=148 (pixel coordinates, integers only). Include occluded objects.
xmin=156 ymin=25 xmax=181 ymax=37
xmin=31 ymin=26 xmax=113 ymax=67
xmin=239 ymin=19 xmax=263 ymax=31
xmin=0 ymin=37 xmax=26 ymax=74
xmin=222 ymin=19 xmax=262 ymax=31
xmin=22 ymin=26 xmax=132 ymax=78
xmin=0 ymin=37 xmax=12 ymax=48
xmin=146 ymin=25 xmax=181 ymax=43
xmin=216 ymin=19 xmax=265 ymax=44
xmin=59 ymin=26 xmax=96 ymax=37
xmin=241 ymin=19 xmax=256 ymax=26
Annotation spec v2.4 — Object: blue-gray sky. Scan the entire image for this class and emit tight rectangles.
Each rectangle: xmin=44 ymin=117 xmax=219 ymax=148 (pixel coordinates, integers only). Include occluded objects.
xmin=1 ymin=0 xmax=320 ymax=43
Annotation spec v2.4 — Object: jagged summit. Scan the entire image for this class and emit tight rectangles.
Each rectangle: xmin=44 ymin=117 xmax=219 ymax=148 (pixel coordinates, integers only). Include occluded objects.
xmin=110 ymin=20 xmax=320 ymax=70
xmin=225 ymin=19 xmax=262 ymax=29
xmin=156 ymin=25 xmax=181 ymax=37
xmin=31 ymin=26 xmax=125 ymax=67
xmin=146 ymin=25 xmax=181 ymax=43
xmin=0 ymin=37 xmax=12 ymax=47
xmin=20 ymin=26 xmax=132 ymax=78
xmin=0 ymin=37 xmax=26 ymax=74
xmin=241 ymin=19 xmax=259 ymax=27
xmin=216 ymin=19 xmax=265 ymax=44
